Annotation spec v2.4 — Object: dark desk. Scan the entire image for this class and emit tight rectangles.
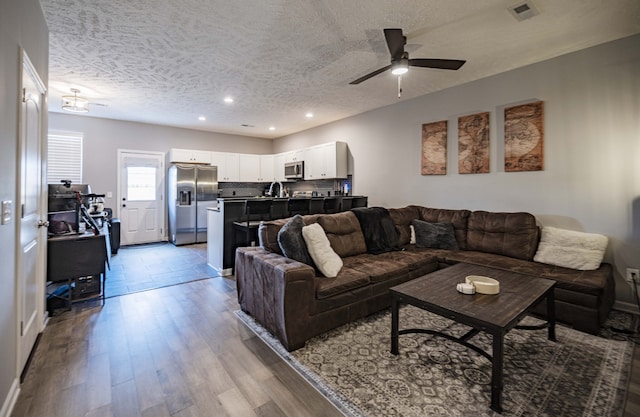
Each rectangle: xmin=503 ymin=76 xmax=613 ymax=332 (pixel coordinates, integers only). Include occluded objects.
xmin=47 ymin=231 xmax=109 ymax=307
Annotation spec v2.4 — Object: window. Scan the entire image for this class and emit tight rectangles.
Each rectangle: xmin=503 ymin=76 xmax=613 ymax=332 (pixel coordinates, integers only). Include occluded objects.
xmin=126 ymin=166 xmax=157 ymax=201
xmin=47 ymin=132 xmax=83 ymax=184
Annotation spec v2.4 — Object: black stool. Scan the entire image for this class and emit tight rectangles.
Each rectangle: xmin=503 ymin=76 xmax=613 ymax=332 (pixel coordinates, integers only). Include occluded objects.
xmin=287 ymin=198 xmax=311 ymax=216
xmin=323 ymin=197 xmax=341 ymax=214
xmin=232 ymin=199 xmax=273 ymax=247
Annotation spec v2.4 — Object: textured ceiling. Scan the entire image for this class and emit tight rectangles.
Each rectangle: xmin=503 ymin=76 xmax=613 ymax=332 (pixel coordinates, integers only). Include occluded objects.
xmin=41 ymin=0 xmax=640 ymax=139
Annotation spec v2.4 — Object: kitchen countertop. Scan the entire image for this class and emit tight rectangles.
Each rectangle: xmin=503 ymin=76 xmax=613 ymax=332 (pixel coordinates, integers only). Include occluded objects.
xmin=216 ymin=195 xmax=364 ymax=201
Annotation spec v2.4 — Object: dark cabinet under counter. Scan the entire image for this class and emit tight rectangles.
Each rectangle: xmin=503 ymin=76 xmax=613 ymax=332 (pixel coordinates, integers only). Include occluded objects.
xmin=47 ymin=229 xmax=110 ymax=311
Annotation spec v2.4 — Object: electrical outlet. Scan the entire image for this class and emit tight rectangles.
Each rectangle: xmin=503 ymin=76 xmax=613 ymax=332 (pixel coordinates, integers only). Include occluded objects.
xmin=626 ymin=268 xmax=639 ymax=283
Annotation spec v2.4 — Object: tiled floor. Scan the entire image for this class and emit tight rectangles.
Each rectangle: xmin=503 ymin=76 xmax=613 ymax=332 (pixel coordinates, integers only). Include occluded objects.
xmin=105 ymin=242 xmax=219 ymax=298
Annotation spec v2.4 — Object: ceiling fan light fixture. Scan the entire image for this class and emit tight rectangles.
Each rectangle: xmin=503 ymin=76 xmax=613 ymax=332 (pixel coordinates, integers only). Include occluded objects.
xmin=391 ymin=59 xmax=409 ymax=75
xmin=61 ymin=88 xmax=89 ymax=113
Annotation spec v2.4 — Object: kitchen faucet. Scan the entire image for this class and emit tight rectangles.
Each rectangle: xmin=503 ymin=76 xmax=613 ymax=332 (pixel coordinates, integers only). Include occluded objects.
xmin=268 ymin=180 xmax=284 ymax=198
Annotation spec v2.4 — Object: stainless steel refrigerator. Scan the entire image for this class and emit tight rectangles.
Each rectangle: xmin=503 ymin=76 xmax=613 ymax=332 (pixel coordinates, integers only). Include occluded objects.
xmin=168 ymin=164 xmax=218 ymax=245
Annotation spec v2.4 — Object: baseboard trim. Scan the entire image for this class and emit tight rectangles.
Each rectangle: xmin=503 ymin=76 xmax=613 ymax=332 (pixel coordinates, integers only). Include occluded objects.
xmin=0 ymin=378 xmax=20 ymax=417
xmin=613 ymin=300 xmax=640 ymax=315
xmin=209 ymin=264 xmax=232 ymax=277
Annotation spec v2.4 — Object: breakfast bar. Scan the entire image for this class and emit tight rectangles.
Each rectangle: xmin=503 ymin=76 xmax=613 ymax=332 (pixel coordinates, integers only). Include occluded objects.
xmin=207 ymin=195 xmax=367 ymax=275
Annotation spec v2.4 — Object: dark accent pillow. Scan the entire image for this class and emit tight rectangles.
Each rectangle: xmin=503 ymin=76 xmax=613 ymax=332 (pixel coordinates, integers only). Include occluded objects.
xmin=277 ymin=215 xmax=316 ymax=267
xmin=412 ymin=219 xmax=459 ymax=250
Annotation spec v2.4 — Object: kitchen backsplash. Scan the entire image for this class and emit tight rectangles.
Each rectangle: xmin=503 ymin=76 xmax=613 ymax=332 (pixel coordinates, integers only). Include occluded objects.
xmin=218 ymin=177 xmax=352 ymax=198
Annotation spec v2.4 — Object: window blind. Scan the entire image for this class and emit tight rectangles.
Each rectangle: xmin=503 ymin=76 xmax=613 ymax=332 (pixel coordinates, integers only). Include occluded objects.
xmin=47 ymin=132 xmax=83 ymax=184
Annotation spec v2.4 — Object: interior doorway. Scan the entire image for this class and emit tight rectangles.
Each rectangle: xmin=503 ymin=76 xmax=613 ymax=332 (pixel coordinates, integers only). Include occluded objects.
xmin=117 ymin=150 xmax=165 ymax=245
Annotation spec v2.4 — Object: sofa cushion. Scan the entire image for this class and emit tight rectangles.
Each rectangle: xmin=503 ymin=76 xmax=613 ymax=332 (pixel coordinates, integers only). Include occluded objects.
xmin=466 ymin=211 xmax=539 ymax=261
xmin=533 ymin=226 xmax=608 ymax=270
xmin=302 ymin=223 xmax=343 ymax=277
xmin=340 ymin=255 xmax=410 ymax=283
xmin=260 ymin=214 xmax=322 ymax=254
xmin=277 ymin=215 xmax=316 ymax=267
xmin=315 ymin=267 xmax=370 ymax=299
xmin=317 ymin=211 xmax=367 ymax=257
xmin=412 ymin=220 xmax=459 ymax=250
xmin=414 ymin=206 xmax=471 ymax=249
xmin=374 ymin=249 xmax=439 ymax=272
xmin=259 ymin=218 xmax=289 ymax=255
xmin=441 ymin=250 xmax=612 ymax=299
xmin=389 ymin=206 xmax=420 ymax=246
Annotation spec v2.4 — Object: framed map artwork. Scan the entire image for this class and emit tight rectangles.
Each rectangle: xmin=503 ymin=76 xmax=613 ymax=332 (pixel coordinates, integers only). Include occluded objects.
xmin=421 ymin=120 xmax=447 ymax=175
xmin=504 ymin=101 xmax=544 ymax=172
xmin=458 ymin=112 xmax=490 ymax=174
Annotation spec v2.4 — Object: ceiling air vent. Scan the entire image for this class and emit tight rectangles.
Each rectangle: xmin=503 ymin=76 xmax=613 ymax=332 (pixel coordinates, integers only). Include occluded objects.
xmin=508 ymin=1 xmax=540 ymax=21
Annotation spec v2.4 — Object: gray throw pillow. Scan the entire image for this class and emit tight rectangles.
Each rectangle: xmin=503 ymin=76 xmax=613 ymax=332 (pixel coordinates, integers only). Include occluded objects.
xmin=412 ymin=219 xmax=459 ymax=250
xmin=277 ymin=215 xmax=316 ymax=267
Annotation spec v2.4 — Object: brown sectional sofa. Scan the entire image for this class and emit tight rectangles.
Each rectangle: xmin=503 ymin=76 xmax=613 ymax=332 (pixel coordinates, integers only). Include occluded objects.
xmin=235 ymin=205 xmax=614 ymax=351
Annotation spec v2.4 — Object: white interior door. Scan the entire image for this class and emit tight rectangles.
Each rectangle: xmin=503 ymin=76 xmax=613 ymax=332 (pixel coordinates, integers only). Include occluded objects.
xmin=18 ymin=50 xmax=47 ymax=374
xmin=118 ymin=150 xmax=164 ymax=245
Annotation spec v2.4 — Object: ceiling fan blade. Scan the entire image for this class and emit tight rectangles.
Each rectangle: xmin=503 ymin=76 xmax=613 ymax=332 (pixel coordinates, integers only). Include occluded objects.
xmin=349 ymin=64 xmax=392 ymax=85
xmin=408 ymin=58 xmax=466 ymax=70
xmin=383 ymin=28 xmax=406 ymax=60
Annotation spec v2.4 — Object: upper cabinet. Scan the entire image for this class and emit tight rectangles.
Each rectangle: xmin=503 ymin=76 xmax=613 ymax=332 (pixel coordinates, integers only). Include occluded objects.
xmin=211 ymin=152 xmax=239 ymax=182
xmin=169 ymin=148 xmax=211 ymax=164
xmin=238 ymin=154 xmax=275 ymax=182
xmin=273 ymin=153 xmax=287 ymax=182
xmin=174 ymin=141 xmax=347 ymax=183
xmin=304 ymin=141 xmax=348 ymax=180
xmin=284 ymin=149 xmax=305 ymax=163
xmin=260 ymin=155 xmax=275 ymax=182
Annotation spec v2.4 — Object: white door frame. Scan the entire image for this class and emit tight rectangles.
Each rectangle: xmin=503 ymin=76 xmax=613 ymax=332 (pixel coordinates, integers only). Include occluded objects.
xmin=16 ymin=49 xmax=47 ymax=377
xmin=116 ymin=149 xmax=166 ymax=244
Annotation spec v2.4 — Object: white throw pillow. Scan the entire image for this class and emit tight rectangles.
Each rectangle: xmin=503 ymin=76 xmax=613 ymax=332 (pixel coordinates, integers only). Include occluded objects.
xmin=533 ymin=226 xmax=608 ymax=271
xmin=302 ymin=223 xmax=343 ymax=277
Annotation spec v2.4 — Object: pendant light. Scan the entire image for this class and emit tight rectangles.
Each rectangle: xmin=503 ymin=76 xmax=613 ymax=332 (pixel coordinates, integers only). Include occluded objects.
xmin=61 ymin=88 xmax=89 ymax=113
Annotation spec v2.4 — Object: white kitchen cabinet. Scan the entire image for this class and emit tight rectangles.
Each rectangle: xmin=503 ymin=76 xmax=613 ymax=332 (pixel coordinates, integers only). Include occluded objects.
xmin=284 ymin=149 xmax=305 ymax=163
xmin=238 ymin=154 xmax=275 ymax=182
xmin=260 ymin=154 xmax=275 ymax=182
xmin=273 ymin=153 xmax=287 ymax=182
xmin=304 ymin=141 xmax=348 ymax=179
xmin=210 ymin=152 xmax=239 ymax=181
xmin=169 ymin=148 xmax=212 ymax=164
xmin=239 ymin=154 xmax=260 ymax=182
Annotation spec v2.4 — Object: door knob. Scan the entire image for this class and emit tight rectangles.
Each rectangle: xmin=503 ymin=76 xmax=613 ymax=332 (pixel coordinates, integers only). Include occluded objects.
xmin=37 ymin=219 xmax=49 ymax=228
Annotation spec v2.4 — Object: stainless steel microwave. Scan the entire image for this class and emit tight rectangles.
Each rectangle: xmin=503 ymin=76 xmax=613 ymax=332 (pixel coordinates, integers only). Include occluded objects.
xmin=284 ymin=161 xmax=304 ymax=179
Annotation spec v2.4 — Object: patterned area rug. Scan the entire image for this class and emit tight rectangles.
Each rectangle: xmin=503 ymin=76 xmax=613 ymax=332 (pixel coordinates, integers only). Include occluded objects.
xmin=236 ymin=307 xmax=634 ymax=417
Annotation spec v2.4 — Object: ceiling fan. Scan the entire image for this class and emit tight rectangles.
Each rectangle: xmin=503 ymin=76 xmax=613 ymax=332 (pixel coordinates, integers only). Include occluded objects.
xmin=349 ymin=28 xmax=466 ymax=85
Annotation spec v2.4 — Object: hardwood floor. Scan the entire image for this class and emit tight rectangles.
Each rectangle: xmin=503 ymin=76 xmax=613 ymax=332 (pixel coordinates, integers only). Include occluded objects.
xmin=11 ymin=243 xmax=640 ymax=416
xmin=14 ymin=276 xmax=343 ymax=417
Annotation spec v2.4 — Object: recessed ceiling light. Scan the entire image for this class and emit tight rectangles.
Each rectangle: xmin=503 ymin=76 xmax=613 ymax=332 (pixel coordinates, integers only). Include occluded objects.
xmin=269 ymin=126 xmax=276 ymax=131
xmin=305 ymin=112 xmax=313 ymax=118
xmin=198 ymin=115 xmax=206 ymax=121
xmin=224 ymin=96 xmax=234 ymax=103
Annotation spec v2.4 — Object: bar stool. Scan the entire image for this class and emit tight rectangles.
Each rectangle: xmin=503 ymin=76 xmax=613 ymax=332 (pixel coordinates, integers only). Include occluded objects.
xmin=351 ymin=196 xmax=368 ymax=208
xmin=323 ymin=197 xmax=341 ymax=214
xmin=287 ymin=198 xmax=311 ymax=216
xmin=232 ymin=199 xmax=273 ymax=247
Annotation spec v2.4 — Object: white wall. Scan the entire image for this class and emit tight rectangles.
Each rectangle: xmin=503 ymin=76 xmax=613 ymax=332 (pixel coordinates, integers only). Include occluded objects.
xmin=48 ymin=113 xmax=273 ymax=210
xmin=0 ymin=0 xmax=48 ymax=414
xmin=274 ymin=34 xmax=640 ymax=305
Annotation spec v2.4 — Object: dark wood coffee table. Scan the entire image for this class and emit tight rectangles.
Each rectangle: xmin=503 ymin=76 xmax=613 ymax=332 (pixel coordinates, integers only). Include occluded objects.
xmin=390 ymin=263 xmax=556 ymax=413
